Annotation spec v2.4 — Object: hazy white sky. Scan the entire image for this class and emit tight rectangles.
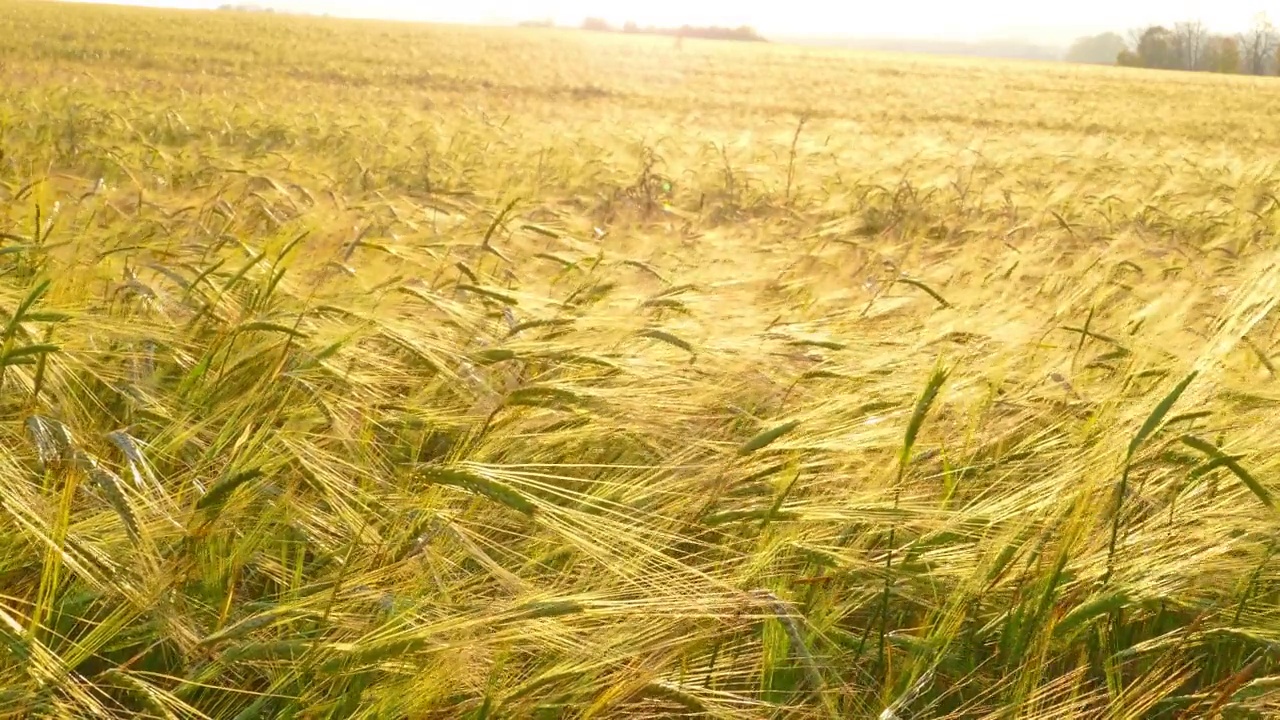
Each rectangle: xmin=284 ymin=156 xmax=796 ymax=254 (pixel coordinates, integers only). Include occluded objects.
xmin=93 ymin=0 xmax=1278 ymax=43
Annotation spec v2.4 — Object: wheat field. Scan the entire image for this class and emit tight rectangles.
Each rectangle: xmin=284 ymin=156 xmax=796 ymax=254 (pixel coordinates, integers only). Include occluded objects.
xmin=3 ymin=2 xmax=1280 ymax=718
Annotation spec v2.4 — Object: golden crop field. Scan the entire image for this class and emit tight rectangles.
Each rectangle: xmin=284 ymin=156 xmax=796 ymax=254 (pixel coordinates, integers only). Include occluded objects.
xmin=3 ymin=1 xmax=1280 ymax=717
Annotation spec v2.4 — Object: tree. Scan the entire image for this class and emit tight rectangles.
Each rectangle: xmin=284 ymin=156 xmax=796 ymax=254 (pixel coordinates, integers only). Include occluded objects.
xmin=1119 ymin=17 xmax=1279 ymax=76
xmin=1204 ymin=35 xmax=1241 ymax=73
xmin=581 ymin=17 xmax=611 ymax=32
xmin=1130 ymin=26 xmax=1177 ymax=69
xmin=1240 ymin=13 xmax=1278 ymax=75
xmin=1066 ymin=32 xmax=1126 ymax=64
xmin=1173 ymin=20 xmax=1208 ymax=70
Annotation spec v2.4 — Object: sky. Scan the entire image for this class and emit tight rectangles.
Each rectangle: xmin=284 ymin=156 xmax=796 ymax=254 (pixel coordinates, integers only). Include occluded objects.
xmin=79 ymin=0 xmax=1277 ymax=45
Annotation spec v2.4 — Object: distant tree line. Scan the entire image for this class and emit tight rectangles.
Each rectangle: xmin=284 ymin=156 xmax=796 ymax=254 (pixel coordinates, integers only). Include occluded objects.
xmin=1064 ymin=32 xmax=1127 ymax=64
xmin=580 ymin=17 xmax=765 ymax=43
xmin=1068 ymin=14 xmax=1279 ymax=75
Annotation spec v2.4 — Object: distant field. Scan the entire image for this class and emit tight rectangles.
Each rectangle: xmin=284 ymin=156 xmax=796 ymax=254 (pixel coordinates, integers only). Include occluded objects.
xmin=4 ymin=1 xmax=1280 ymax=717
